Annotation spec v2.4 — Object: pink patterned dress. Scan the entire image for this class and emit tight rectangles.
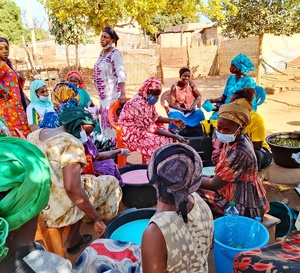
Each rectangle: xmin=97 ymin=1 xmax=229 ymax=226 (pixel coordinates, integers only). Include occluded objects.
xmin=118 ymin=94 xmax=173 ymax=162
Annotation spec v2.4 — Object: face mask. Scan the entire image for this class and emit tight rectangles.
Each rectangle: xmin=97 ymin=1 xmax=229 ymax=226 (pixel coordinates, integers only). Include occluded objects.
xmin=147 ymin=94 xmax=159 ymax=105
xmin=39 ymin=96 xmax=49 ymax=102
xmin=79 ymin=129 xmax=88 ymax=143
xmin=103 ymin=44 xmax=111 ymax=50
xmin=215 ymin=130 xmax=236 ymax=143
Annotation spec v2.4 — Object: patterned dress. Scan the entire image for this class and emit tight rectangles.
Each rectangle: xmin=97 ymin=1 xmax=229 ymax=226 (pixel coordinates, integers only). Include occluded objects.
xmin=0 ymin=60 xmax=30 ymax=137
xmin=27 ymin=129 xmax=122 ymax=228
xmin=94 ymin=48 xmax=126 ymax=145
xmin=198 ymin=135 xmax=269 ymax=219
xmin=118 ymin=94 xmax=173 ymax=162
xmin=73 ymin=192 xmax=214 ymax=273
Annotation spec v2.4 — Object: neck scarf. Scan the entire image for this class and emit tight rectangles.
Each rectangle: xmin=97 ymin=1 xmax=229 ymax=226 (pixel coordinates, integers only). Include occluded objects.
xmin=147 ymin=143 xmax=202 ymax=223
xmin=138 ymin=77 xmax=162 ymax=98
xmin=218 ymin=102 xmax=250 ymax=132
xmin=59 ymin=106 xmax=94 ymax=138
xmin=231 ymin=54 xmax=254 ymax=74
xmin=65 ymin=71 xmax=86 ymax=89
xmin=29 ymin=80 xmax=52 ymax=107
xmin=0 ymin=137 xmax=51 ymax=259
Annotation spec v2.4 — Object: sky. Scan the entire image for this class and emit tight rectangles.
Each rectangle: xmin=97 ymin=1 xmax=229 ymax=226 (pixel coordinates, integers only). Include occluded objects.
xmin=12 ymin=0 xmax=49 ymax=30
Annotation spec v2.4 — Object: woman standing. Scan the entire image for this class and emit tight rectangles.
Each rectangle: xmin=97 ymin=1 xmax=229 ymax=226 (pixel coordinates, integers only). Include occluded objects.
xmin=94 ymin=27 xmax=127 ymax=146
xmin=26 ymin=80 xmax=55 ymax=131
xmin=0 ymin=37 xmax=30 ymax=137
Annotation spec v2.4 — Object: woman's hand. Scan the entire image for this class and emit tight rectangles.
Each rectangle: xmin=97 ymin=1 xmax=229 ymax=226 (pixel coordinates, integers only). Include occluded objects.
xmin=94 ymin=219 xmax=107 ymax=238
xmin=118 ymin=93 xmax=127 ymax=105
xmin=175 ymin=135 xmax=189 ymax=144
xmin=170 ymin=118 xmax=185 ymax=130
xmin=119 ymin=148 xmax=131 ymax=156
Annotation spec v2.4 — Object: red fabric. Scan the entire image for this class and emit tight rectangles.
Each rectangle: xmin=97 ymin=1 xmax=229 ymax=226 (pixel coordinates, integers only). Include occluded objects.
xmin=65 ymin=70 xmax=86 ymax=89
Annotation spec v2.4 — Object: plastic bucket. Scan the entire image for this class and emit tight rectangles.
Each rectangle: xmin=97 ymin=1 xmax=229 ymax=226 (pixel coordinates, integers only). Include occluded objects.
xmin=214 ymin=216 xmax=269 ymax=273
xmin=202 ymin=100 xmax=214 ymax=112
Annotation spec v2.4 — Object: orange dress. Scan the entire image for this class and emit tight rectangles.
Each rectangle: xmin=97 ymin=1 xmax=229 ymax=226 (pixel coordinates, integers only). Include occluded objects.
xmin=0 ymin=60 xmax=30 ymax=137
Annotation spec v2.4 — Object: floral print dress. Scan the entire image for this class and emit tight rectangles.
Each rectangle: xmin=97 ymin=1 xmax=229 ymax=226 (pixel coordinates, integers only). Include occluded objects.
xmin=118 ymin=94 xmax=173 ymax=162
xmin=94 ymin=48 xmax=126 ymax=146
xmin=0 ymin=60 xmax=30 ymax=137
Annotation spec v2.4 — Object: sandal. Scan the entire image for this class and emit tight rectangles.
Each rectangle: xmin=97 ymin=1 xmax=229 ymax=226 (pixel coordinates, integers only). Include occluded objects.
xmin=67 ymin=234 xmax=92 ymax=255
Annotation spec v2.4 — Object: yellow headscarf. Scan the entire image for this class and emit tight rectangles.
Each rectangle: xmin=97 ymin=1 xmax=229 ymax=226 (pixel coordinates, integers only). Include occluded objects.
xmin=218 ymin=102 xmax=250 ymax=132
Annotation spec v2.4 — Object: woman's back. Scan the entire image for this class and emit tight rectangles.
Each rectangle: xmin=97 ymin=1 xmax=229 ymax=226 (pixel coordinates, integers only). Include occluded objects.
xmin=150 ymin=192 xmax=214 ymax=273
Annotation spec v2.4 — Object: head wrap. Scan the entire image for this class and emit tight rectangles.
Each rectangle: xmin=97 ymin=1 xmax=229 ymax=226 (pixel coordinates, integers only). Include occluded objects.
xmin=59 ymin=107 xmax=94 ymax=138
xmin=51 ymin=82 xmax=80 ymax=112
xmin=65 ymin=70 xmax=86 ymax=89
xmin=179 ymin=67 xmax=190 ymax=78
xmin=29 ymin=80 xmax=51 ymax=107
xmin=234 ymin=98 xmax=252 ymax=111
xmin=231 ymin=54 xmax=254 ymax=74
xmin=103 ymin=27 xmax=119 ymax=46
xmin=138 ymin=77 xmax=162 ymax=98
xmin=0 ymin=137 xmax=51 ymax=259
xmin=147 ymin=143 xmax=202 ymax=223
xmin=218 ymin=102 xmax=250 ymax=132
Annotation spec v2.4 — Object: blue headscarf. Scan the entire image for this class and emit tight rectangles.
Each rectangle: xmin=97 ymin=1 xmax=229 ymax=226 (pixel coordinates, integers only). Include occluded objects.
xmin=29 ymin=80 xmax=52 ymax=107
xmin=231 ymin=54 xmax=254 ymax=74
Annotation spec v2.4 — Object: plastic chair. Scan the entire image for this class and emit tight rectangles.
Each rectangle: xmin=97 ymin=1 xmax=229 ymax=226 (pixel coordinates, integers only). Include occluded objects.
xmin=35 ymin=214 xmax=71 ymax=258
xmin=108 ymin=99 xmax=147 ymax=167
xmin=253 ymin=86 xmax=266 ymax=112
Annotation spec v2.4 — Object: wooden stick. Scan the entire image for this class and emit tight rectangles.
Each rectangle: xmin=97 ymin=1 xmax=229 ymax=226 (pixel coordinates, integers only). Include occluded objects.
xmin=262 ymin=59 xmax=288 ymax=75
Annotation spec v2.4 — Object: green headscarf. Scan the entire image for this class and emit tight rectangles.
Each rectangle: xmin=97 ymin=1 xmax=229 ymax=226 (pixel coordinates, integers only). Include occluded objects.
xmin=59 ymin=106 xmax=94 ymax=138
xmin=0 ymin=137 xmax=51 ymax=259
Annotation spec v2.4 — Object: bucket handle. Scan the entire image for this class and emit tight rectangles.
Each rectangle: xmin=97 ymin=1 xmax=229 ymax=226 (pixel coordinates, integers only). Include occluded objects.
xmin=221 ymin=247 xmax=236 ymax=262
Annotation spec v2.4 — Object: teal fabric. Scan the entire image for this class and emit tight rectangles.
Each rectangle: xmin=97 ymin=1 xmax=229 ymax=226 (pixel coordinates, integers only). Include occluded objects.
xmin=231 ymin=54 xmax=254 ymax=74
xmin=29 ymin=80 xmax=52 ymax=107
xmin=78 ymin=88 xmax=92 ymax=108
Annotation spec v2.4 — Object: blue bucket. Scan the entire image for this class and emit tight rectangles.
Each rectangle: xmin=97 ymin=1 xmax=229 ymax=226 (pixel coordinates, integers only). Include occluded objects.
xmin=202 ymin=100 xmax=214 ymax=112
xmin=214 ymin=216 xmax=269 ymax=273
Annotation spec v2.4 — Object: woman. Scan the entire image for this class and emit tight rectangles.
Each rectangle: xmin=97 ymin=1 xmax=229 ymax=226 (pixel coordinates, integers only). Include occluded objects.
xmin=74 ymin=143 xmax=214 ymax=273
xmin=230 ymin=88 xmax=273 ymax=171
xmin=118 ymin=77 xmax=188 ymax=162
xmin=94 ymin=26 xmax=127 ymax=146
xmin=27 ymin=107 xmax=122 ymax=255
xmin=0 ymin=137 xmax=72 ymax=272
xmin=169 ymin=67 xmax=205 ymax=134
xmin=26 ymin=79 xmax=55 ymax=131
xmin=208 ymin=54 xmax=256 ymax=119
xmin=0 ymin=36 xmax=30 ymax=137
xmin=197 ymin=101 xmax=269 ymax=219
xmin=65 ymin=70 xmax=94 ymax=109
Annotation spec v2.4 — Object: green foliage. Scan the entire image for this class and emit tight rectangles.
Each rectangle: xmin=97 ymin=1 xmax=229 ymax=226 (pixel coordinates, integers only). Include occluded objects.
xmin=41 ymin=0 xmax=204 ymax=35
xmin=203 ymin=0 xmax=300 ymax=38
xmin=0 ymin=0 xmax=28 ymax=44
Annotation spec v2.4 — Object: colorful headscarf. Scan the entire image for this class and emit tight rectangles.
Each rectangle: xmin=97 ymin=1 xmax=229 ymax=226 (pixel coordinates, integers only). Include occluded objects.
xmin=218 ymin=102 xmax=250 ymax=132
xmin=138 ymin=77 xmax=162 ymax=98
xmin=231 ymin=54 xmax=254 ymax=74
xmin=103 ymin=27 xmax=119 ymax=46
xmin=147 ymin=143 xmax=202 ymax=223
xmin=51 ymin=82 xmax=80 ymax=112
xmin=0 ymin=137 xmax=51 ymax=259
xmin=65 ymin=70 xmax=86 ymax=89
xmin=29 ymin=80 xmax=52 ymax=107
xmin=59 ymin=107 xmax=94 ymax=139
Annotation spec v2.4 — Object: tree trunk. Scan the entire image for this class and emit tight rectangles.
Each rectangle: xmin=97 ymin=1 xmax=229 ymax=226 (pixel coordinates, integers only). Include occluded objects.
xmin=256 ymin=34 xmax=264 ymax=86
xmin=21 ymin=35 xmax=37 ymax=75
xmin=75 ymin=43 xmax=79 ymax=71
xmin=65 ymin=45 xmax=70 ymax=70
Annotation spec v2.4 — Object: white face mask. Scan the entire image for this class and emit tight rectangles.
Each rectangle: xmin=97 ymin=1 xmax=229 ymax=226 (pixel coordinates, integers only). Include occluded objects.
xmin=103 ymin=44 xmax=111 ymax=50
xmin=215 ymin=130 xmax=236 ymax=143
xmin=79 ymin=129 xmax=88 ymax=143
xmin=39 ymin=96 xmax=49 ymax=102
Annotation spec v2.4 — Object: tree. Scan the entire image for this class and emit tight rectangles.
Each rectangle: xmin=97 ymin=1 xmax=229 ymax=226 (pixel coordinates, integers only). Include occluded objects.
xmin=49 ymin=15 xmax=89 ymax=70
xmin=41 ymin=0 xmax=205 ymax=34
xmin=0 ymin=0 xmax=28 ymax=44
xmin=203 ymin=0 xmax=300 ymax=84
